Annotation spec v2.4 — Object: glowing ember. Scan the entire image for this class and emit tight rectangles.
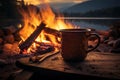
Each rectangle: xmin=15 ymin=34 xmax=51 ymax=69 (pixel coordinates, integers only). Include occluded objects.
xmin=18 ymin=0 xmax=74 ymax=54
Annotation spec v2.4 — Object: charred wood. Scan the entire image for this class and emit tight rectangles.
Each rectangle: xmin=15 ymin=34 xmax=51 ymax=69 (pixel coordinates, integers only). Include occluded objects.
xmin=19 ymin=22 xmax=46 ymax=51
xmin=43 ymin=27 xmax=60 ymax=38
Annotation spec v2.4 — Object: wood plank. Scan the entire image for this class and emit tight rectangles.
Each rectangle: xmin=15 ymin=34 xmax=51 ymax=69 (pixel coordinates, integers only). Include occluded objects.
xmin=16 ymin=52 xmax=120 ymax=80
xmin=14 ymin=70 xmax=33 ymax=80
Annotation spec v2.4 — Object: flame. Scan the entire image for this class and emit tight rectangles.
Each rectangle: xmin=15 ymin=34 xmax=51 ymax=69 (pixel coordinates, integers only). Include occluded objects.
xmin=19 ymin=1 xmax=74 ymax=53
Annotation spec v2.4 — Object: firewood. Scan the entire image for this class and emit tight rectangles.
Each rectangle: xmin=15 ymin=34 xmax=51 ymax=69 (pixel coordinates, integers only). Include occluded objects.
xmin=19 ymin=22 xmax=46 ymax=51
xmin=24 ymin=23 xmax=60 ymax=37
xmin=30 ymin=41 xmax=55 ymax=54
xmin=43 ymin=27 xmax=61 ymax=43
xmin=29 ymin=49 xmax=59 ymax=63
xmin=43 ymin=27 xmax=60 ymax=37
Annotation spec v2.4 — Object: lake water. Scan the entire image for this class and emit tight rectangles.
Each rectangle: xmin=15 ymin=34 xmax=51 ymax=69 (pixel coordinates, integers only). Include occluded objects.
xmin=71 ymin=21 xmax=109 ymax=30
xmin=63 ymin=17 xmax=120 ymax=30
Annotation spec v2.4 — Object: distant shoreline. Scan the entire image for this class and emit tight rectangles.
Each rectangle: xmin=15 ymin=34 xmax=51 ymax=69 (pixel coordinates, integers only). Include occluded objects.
xmin=57 ymin=17 xmax=120 ymax=20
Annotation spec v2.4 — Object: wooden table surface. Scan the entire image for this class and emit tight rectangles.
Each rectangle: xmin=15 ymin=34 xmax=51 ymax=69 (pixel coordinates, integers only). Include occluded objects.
xmin=16 ymin=51 xmax=120 ymax=80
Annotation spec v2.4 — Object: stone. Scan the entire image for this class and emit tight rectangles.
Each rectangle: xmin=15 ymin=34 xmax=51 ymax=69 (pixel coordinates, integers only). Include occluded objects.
xmin=3 ymin=43 xmax=13 ymax=55
xmin=0 ymin=59 xmax=7 ymax=67
xmin=113 ymin=38 xmax=120 ymax=49
xmin=13 ymin=33 xmax=21 ymax=41
xmin=2 ymin=26 xmax=17 ymax=35
xmin=4 ymin=34 xmax=15 ymax=43
xmin=0 ymin=29 xmax=4 ymax=37
xmin=0 ymin=45 xmax=3 ymax=53
xmin=109 ymin=30 xmax=120 ymax=39
xmin=107 ymin=40 xmax=115 ymax=47
xmin=97 ymin=30 xmax=110 ymax=37
xmin=99 ymin=35 xmax=105 ymax=43
xmin=111 ymin=48 xmax=120 ymax=53
xmin=0 ymin=38 xmax=3 ymax=44
xmin=11 ymin=42 xmax=20 ymax=55
xmin=3 ymin=42 xmax=20 ymax=56
xmin=111 ymin=38 xmax=120 ymax=53
xmin=107 ymin=37 xmax=115 ymax=46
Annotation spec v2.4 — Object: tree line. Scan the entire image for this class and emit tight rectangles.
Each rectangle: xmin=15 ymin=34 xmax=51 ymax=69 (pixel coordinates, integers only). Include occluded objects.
xmin=63 ymin=7 xmax=120 ymax=17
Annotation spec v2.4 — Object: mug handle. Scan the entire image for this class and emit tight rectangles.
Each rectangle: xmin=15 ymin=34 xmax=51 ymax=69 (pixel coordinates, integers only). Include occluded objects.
xmin=87 ymin=33 xmax=101 ymax=53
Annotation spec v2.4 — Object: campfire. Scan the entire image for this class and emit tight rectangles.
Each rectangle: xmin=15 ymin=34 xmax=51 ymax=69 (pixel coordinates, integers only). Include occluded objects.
xmin=1 ymin=1 xmax=120 ymax=80
xmin=18 ymin=1 xmax=74 ymax=55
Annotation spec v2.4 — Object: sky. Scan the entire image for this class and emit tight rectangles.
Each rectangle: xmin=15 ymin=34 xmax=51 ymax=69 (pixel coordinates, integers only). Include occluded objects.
xmin=24 ymin=0 xmax=88 ymax=10
xmin=24 ymin=0 xmax=88 ymax=5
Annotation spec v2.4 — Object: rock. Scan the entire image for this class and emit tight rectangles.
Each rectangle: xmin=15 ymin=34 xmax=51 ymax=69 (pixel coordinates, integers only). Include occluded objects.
xmin=2 ymin=26 xmax=17 ymax=35
xmin=113 ymin=38 xmax=120 ymax=49
xmin=0 ymin=45 xmax=3 ymax=53
xmin=0 ymin=38 xmax=3 ymax=44
xmin=4 ymin=34 xmax=15 ymax=43
xmin=111 ymin=48 xmax=120 ymax=53
xmin=0 ymin=29 xmax=4 ymax=37
xmin=107 ymin=40 xmax=115 ymax=47
xmin=3 ymin=42 xmax=20 ymax=56
xmin=97 ymin=30 xmax=110 ymax=37
xmin=3 ymin=43 xmax=12 ymax=50
xmin=109 ymin=30 xmax=120 ymax=39
xmin=13 ymin=33 xmax=21 ymax=41
xmin=95 ymin=44 xmax=112 ymax=52
xmin=3 ymin=43 xmax=13 ymax=55
xmin=109 ymin=21 xmax=120 ymax=39
xmin=11 ymin=42 xmax=20 ymax=55
xmin=0 ymin=59 xmax=7 ymax=67
xmin=107 ymin=37 xmax=115 ymax=46
xmin=99 ymin=35 xmax=105 ymax=43
xmin=110 ymin=38 xmax=120 ymax=53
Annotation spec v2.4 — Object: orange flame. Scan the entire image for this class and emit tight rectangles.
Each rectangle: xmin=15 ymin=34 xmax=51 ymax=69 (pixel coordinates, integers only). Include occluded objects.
xmin=19 ymin=1 xmax=74 ymax=53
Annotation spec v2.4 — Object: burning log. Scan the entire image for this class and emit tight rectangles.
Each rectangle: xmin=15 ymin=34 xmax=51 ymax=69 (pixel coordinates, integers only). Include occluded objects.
xmin=25 ymin=23 xmax=60 ymax=37
xmin=43 ymin=27 xmax=61 ymax=43
xmin=43 ymin=27 xmax=60 ymax=37
xmin=31 ymin=41 xmax=55 ymax=54
xmin=19 ymin=22 xmax=46 ymax=51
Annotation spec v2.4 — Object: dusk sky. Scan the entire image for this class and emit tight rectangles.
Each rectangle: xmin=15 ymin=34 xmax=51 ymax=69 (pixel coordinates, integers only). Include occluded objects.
xmin=24 ymin=0 xmax=88 ymax=5
xmin=24 ymin=0 xmax=88 ymax=9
